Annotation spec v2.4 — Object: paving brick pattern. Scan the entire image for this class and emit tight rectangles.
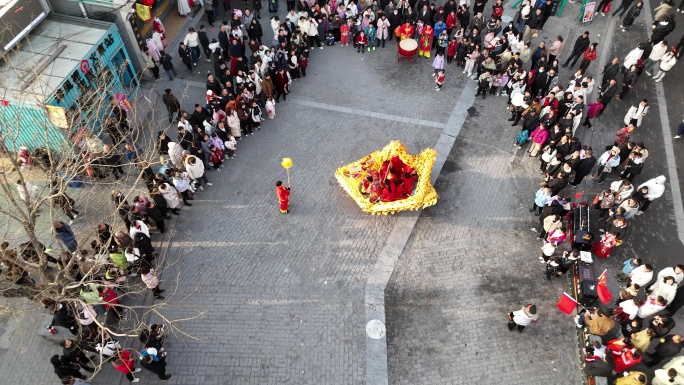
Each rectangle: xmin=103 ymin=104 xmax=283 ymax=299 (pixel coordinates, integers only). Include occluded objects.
xmin=386 ymin=2 xmax=684 ymax=385
xmin=2 ymin=1 xmax=684 ymax=384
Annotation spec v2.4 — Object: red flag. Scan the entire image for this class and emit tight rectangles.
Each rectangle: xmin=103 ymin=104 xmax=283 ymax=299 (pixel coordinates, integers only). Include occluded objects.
xmin=597 ymin=269 xmax=613 ymax=304
xmin=557 ymin=292 xmax=579 ymax=314
xmin=574 ymin=192 xmax=584 ymax=200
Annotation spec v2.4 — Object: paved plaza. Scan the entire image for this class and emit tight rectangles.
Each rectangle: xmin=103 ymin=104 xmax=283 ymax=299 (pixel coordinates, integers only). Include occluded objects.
xmin=1 ymin=0 xmax=684 ymax=384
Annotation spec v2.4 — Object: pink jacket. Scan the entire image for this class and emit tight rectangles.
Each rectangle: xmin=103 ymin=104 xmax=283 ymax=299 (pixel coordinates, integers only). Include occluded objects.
xmin=530 ymin=126 xmax=548 ymax=145
xmin=586 ymin=102 xmax=604 ymax=119
xmin=142 ymin=270 xmax=160 ymax=289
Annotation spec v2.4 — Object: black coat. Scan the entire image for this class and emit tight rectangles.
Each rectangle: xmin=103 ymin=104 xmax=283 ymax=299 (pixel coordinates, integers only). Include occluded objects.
xmin=177 ymin=130 xmax=193 ymax=150
xmin=206 ymin=79 xmax=223 ymax=95
xmin=178 ymin=46 xmax=192 ymax=67
xmin=570 ymin=35 xmax=590 ymax=55
xmin=526 ymin=13 xmax=542 ymax=29
xmin=248 ymin=23 xmax=264 ymax=40
xmin=146 ymin=206 xmax=165 ymax=230
xmin=458 ymin=9 xmax=470 ymax=30
xmin=152 ymin=192 xmax=169 ymax=214
xmin=531 ymin=71 xmax=548 ymax=95
xmin=97 ymin=224 xmax=113 ymax=245
xmin=141 ymin=356 xmax=168 ymax=376
xmin=198 ymin=31 xmax=211 ymax=47
xmin=651 ymin=20 xmax=676 ymax=42
xmin=547 ymin=129 xmax=564 ymax=145
xmin=669 ymin=287 xmax=684 ymax=315
xmin=63 ymin=341 xmax=92 ymax=363
xmin=540 ymin=203 xmax=564 ymax=222
xmin=599 ymin=83 xmax=618 ymax=101
xmin=53 ymin=304 xmax=77 ymax=329
xmin=387 ymin=12 xmax=402 ymax=28
xmin=162 ymin=94 xmax=180 ymax=114
xmin=522 ymin=114 xmax=540 ymax=132
xmin=159 ymin=53 xmax=174 ymax=71
xmin=443 ymin=0 xmax=457 ymax=15
xmin=218 ymin=30 xmax=230 ymax=50
xmin=402 ymin=11 xmax=416 ymax=24
xmin=622 ymin=5 xmax=641 ymax=27
xmin=418 ymin=9 xmax=432 ymax=25
xmin=622 ymin=70 xmax=638 ymax=87
xmin=649 ymin=317 xmax=675 ymax=337
xmin=53 ymin=364 xmax=84 ymax=380
xmin=654 ymin=335 xmax=684 ymax=357
xmin=601 ymin=63 xmax=620 ymax=85
xmin=190 ymin=108 xmax=211 ymax=128
xmin=574 ymin=156 xmax=596 ymax=178
xmin=134 ymin=232 xmax=155 ymax=260
xmin=473 ymin=0 xmax=488 ymax=14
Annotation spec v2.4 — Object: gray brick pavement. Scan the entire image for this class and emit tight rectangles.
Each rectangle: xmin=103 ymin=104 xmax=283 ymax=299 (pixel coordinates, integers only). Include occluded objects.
xmin=3 ymin=1 xmax=684 ymax=384
xmin=386 ymin=1 xmax=684 ymax=384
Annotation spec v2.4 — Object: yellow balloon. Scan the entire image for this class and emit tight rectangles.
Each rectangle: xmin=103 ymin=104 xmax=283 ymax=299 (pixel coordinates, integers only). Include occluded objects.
xmin=281 ymin=158 xmax=293 ymax=169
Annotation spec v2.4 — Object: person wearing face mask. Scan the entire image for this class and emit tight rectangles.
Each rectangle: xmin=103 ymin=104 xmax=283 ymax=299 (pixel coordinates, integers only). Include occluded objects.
xmin=530 ymin=65 xmax=548 ymax=97
xmin=387 ymin=7 xmax=402 ymax=41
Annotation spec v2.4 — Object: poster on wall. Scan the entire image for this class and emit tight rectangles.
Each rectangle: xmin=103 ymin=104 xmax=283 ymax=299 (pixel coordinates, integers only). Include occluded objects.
xmin=45 ymin=105 xmax=69 ymax=129
xmin=135 ymin=3 xmax=152 ymax=22
xmin=582 ymin=2 xmax=596 ymax=23
xmin=114 ymin=92 xmax=132 ymax=113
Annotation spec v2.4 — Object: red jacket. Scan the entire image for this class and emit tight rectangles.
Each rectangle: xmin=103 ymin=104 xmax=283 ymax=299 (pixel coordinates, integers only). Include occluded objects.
xmin=446 ymin=14 xmax=458 ymax=30
xmin=541 ymin=97 xmax=559 ymax=114
xmin=355 ymin=34 xmax=368 ymax=45
xmin=276 ymin=186 xmax=290 ymax=202
xmin=583 ymin=48 xmax=597 ymax=61
xmin=100 ymin=287 xmax=119 ymax=310
xmin=492 ymin=5 xmax=503 ymax=18
xmin=613 ymin=350 xmax=641 ymax=373
xmin=112 ymin=350 xmax=135 ymax=374
xmin=447 ymin=40 xmax=458 ymax=56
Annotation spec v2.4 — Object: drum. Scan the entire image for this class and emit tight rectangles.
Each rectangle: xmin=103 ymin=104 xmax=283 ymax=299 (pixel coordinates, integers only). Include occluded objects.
xmin=398 ymin=38 xmax=418 ymax=57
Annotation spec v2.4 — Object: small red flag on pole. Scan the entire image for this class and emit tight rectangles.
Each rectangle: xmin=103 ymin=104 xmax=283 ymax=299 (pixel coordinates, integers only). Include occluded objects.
xmin=597 ymin=269 xmax=613 ymax=304
xmin=557 ymin=292 xmax=579 ymax=314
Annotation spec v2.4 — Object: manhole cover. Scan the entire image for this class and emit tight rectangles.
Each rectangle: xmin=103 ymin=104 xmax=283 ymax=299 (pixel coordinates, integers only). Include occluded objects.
xmin=366 ymin=319 xmax=386 ymax=339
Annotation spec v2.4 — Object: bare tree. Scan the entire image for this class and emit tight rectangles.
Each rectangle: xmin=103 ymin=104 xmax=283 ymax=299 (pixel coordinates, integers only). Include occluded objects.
xmin=0 ymin=40 xmax=201 ymax=380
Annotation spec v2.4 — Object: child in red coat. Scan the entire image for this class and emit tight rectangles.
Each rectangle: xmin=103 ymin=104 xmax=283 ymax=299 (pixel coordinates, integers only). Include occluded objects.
xmin=447 ymin=37 xmax=458 ymax=64
xmin=435 ymin=70 xmax=446 ymax=91
xmin=209 ymin=145 xmax=223 ymax=171
xmin=355 ymin=31 xmax=368 ymax=53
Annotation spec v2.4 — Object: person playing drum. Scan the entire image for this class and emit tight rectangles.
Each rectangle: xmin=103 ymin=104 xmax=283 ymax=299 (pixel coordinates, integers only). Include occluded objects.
xmin=396 ymin=22 xmax=415 ymax=40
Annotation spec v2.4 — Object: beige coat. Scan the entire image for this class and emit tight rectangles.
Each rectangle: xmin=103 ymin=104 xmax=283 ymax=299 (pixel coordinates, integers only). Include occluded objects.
xmin=226 ymin=111 xmax=241 ymax=137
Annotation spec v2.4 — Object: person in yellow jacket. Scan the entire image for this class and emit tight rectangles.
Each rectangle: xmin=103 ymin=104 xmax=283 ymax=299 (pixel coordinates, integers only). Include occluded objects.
xmin=615 ymin=371 xmax=647 ymax=385
xmin=629 ymin=328 xmax=655 ymax=352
